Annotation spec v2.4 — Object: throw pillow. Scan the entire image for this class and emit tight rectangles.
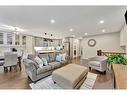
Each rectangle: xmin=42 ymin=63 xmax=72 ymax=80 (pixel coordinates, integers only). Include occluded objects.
xmin=39 ymin=64 xmax=44 ymax=68
xmin=55 ymin=55 xmax=62 ymax=62
xmin=41 ymin=57 xmax=48 ymax=66
xmin=59 ymin=53 xmax=66 ymax=61
xmin=34 ymin=56 xmax=44 ymax=67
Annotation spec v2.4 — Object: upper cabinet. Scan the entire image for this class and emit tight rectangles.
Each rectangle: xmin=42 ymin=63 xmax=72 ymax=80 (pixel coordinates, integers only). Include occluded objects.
xmin=0 ymin=32 xmax=4 ymax=45
xmin=35 ymin=37 xmax=43 ymax=46
xmin=22 ymin=35 xmax=26 ymax=45
xmin=0 ymin=31 xmax=26 ymax=46
xmin=120 ymin=24 xmax=127 ymax=46
xmin=15 ymin=34 xmax=20 ymax=45
xmin=7 ymin=33 xmax=13 ymax=45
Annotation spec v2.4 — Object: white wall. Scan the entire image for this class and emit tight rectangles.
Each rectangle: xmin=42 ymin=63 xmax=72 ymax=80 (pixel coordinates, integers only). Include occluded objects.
xmin=81 ymin=32 xmax=125 ymax=58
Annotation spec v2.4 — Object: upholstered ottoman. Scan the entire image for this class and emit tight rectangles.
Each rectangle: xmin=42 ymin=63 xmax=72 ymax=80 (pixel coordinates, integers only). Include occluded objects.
xmin=52 ymin=64 xmax=88 ymax=89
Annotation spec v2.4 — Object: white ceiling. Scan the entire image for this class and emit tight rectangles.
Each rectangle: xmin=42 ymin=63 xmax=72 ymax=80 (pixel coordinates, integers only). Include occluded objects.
xmin=0 ymin=6 xmax=126 ymax=38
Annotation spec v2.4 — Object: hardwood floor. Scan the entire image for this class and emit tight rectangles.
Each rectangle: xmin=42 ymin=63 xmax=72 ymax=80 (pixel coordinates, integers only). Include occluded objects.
xmin=0 ymin=65 xmax=31 ymax=89
xmin=71 ymin=57 xmax=114 ymax=89
xmin=0 ymin=58 xmax=114 ymax=89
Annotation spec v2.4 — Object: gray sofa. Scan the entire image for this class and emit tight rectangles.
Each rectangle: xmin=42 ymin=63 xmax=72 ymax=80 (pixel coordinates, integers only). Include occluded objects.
xmin=23 ymin=53 xmax=69 ymax=82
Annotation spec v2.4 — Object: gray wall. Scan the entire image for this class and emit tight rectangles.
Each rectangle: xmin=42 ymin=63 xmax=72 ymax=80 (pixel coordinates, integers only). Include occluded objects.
xmin=81 ymin=32 xmax=125 ymax=58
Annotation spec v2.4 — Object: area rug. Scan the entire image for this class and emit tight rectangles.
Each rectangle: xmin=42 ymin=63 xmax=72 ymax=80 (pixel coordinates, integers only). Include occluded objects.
xmin=29 ymin=72 xmax=97 ymax=89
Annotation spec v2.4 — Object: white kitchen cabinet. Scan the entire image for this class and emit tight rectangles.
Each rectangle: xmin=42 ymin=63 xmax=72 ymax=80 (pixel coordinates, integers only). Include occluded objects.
xmin=0 ymin=31 xmax=26 ymax=46
xmin=7 ymin=33 xmax=13 ymax=45
xmin=22 ymin=35 xmax=26 ymax=45
xmin=0 ymin=32 xmax=4 ymax=45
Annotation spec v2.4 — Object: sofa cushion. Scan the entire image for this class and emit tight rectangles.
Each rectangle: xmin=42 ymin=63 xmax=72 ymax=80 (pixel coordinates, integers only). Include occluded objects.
xmin=49 ymin=62 xmax=61 ymax=69
xmin=60 ymin=60 xmax=67 ymax=65
xmin=48 ymin=53 xmax=56 ymax=62
xmin=61 ymin=60 xmax=67 ymax=65
xmin=37 ymin=65 xmax=52 ymax=74
xmin=27 ymin=54 xmax=36 ymax=61
xmin=23 ymin=59 xmax=39 ymax=69
xmin=38 ymin=54 xmax=50 ymax=62
xmin=89 ymin=61 xmax=100 ymax=67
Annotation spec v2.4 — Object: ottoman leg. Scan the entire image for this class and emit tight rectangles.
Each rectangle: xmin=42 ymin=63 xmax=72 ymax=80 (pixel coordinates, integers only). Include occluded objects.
xmin=54 ymin=81 xmax=56 ymax=84
xmin=89 ymin=67 xmax=91 ymax=70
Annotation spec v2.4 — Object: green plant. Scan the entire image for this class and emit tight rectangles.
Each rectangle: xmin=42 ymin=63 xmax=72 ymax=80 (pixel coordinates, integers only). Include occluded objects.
xmin=107 ymin=54 xmax=127 ymax=65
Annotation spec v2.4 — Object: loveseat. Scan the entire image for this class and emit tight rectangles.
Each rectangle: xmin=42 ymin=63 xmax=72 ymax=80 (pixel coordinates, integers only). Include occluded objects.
xmin=23 ymin=53 xmax=69 ymax=82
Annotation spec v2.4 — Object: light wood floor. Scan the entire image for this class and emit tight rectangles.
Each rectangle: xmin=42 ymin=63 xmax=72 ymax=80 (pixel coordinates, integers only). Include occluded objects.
xmin=0 ymin=58 xmax=114 ymax=89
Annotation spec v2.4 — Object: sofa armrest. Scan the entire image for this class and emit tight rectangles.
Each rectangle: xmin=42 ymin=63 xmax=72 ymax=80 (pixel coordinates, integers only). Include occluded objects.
xmin=23 ymin=59 xmax=38 ymax=81
xmin=100 ymin=59 xmax=107 ymax=71
xmin=88 ymin=56 xmax=96 ymax=61
xmin=23 ymin=59 xmax=39 ymax=69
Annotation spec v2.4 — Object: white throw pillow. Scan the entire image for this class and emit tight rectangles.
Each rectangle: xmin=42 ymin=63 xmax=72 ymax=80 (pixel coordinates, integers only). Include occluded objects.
xmin=39 ymin=64 xmax=44 ymax=68
xmin=34 ymin=56 xmax=44 ymax=68
xmin=60 ymin=53 xmax=66 ymax=61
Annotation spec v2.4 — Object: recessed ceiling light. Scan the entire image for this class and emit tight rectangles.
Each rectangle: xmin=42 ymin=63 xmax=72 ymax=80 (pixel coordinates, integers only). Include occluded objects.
xmin=1 ymin=24 xmax=25 ymax=32
xmin=69 ymin=28 xmax=73 ymax=31
xmin=102 ymin=29 xmax=106 ymax=33
xmin=50 ymin=19 xmax=55 ymax=24
xmin=85 ymin=33 xmax=88 ymax=35
xmin=99 ymin=20 xmax=104 ymax=24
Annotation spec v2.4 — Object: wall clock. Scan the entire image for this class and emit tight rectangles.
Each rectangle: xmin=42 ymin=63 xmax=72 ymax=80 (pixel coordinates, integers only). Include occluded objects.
xmin=88 ymin=39 xmax=96 ymax=47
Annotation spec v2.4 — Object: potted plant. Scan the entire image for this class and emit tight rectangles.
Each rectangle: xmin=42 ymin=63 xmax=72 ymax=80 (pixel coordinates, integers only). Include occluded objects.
xmin=107 ymin=54 xmax=127 ymax=65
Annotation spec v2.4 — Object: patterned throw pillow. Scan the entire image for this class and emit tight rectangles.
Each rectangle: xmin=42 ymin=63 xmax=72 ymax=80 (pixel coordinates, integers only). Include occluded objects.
xmin=34 ymin=56 xmax=44 ymax=68
xmin=41 ymin=57 xmax=48 ymax=66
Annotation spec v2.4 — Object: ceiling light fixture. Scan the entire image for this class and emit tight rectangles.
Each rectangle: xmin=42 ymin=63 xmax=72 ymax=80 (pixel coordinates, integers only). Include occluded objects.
xmin=15 ymin=27 xmax=24 ymax=32
xmin=2 ymin=25 xmax=15 ymax=30
xmin=50 ymin=19 xmax=55 ymax=24
xmin=85 ymin=33 xmax=88 ymax=35
xmin=1 ymin=24 xmax=25 ymax=32
xmin=99 ymin=20 xmax=104 ymax=24
xmin=69 ymin=28 xmax=73 ymax=31
xmin=102 ymin=29 xmax=106 ymax=33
